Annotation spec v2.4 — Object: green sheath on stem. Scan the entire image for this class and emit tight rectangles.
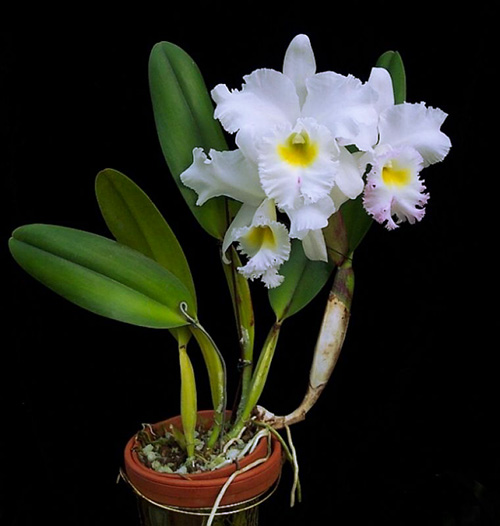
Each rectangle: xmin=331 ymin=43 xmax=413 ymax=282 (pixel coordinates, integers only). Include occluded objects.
xmin=188 ymin=323 xmax=227 ymax=449
xmin=228 ymin=322 xmax=282 ymax=439
xmin=178 ymin=341 xmax=197 ymax=459
xmin=222 ymin=246 xmax=255 ymax=416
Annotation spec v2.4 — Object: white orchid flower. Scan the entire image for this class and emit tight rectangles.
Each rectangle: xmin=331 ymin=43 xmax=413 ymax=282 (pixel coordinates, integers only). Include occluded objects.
xmin=362 ymin=67 xmax=451 ymax=230
xmin=222 ymin=199 xmax=291 ymax=288
xmin=181 ymin=34 xmax=379 ymax=279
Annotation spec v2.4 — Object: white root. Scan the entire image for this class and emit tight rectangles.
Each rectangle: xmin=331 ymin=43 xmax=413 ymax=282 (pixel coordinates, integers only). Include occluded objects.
xmin=285 ymin=425 xmax=300 ymax=507
xmin=207 ymin=430 xmax=271 ymax=526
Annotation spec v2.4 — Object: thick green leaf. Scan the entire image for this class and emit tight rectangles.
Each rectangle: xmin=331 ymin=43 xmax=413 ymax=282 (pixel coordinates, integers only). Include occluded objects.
xmin=376 ymin=50 xmax=406 ymax=104
xmin=340 ymin=196 xmax=373 ymax=254
xmin=149 ymin=41 xmax=230 ymax=240
xmin=95 ymin=168 xmax=196 ymax=308
xmin=269 ymin=240 xmax=335 ymax=322
xmin=9 ymin=224 xmax=196 ymax=328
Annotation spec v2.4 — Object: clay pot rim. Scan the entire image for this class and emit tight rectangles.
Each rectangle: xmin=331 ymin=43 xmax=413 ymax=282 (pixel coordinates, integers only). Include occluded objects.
xmin=124 ymin=410 xmax=277 ymax=485
xmin=123 ymin=410 xmax=284 ymax=508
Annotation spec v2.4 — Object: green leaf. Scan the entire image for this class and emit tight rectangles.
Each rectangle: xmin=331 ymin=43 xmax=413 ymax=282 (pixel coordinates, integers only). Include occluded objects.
xmin=269 ymin=240 xmax=335 ymax=322
xmin=149 ymin=41 xmax=230 ymax=240
xmin=95 ymin=168 xmax=196 ymax=308
xmin=376 ymin=50 xmax=406 ymax=104
xmin=9 ymin=224 xmax=196 ymax=329
xmin=340 ymin=196 xmax=373 ymax=254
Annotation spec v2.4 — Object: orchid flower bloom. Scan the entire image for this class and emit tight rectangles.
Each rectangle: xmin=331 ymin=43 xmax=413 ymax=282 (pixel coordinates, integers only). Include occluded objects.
xmin=181 ymin=34 xmax=379 ymax=286
xmin=362 ymin=67 xmax=451 ymax=230
xmin=222 ymin=199 xmax=291 ymax=288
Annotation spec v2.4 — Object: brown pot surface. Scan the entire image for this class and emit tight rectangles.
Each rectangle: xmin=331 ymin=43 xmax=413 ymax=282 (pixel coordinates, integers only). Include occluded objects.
xmin=123 ymin=410 xmax=283 ymax=508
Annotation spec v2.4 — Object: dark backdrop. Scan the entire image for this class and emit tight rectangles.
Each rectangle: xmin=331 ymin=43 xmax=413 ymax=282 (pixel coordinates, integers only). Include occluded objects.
xmin=2 ymin=6 xmax=496 ymax=526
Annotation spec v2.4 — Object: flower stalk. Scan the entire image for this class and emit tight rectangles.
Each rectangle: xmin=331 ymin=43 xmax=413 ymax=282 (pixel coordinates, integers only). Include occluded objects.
xmin=221 ymin=245 xmax=255 ymax=418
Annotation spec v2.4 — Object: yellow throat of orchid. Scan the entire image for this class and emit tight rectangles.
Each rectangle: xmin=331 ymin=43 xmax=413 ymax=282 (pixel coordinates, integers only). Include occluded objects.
xmin=278 ymin=131 xmax=319 ymax=167
xmin=244 ymin=224 xmax=276 ymax=251
xmin=381 ymin=160 xmax=411 ymax=187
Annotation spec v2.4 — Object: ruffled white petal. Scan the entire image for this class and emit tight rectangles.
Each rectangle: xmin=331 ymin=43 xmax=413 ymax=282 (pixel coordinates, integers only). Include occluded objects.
xmin=180 ymin=148 xmax=265 ymax=207
xmin=258 ymin=118 xmax=339 ymax=210
xmin=302 ymin=71 xmax=379 ymax=150
xmin=222 ymin=203 xmax=259 ymax=259
xmin=261 ymin=268 xmax=286 ymax=288
xmin=212 ymin=68 xmax=300 ymax=140
xmin=283 ymin=34 xmax=316 ymax=107
xmin=286 ymin=196 xmax=336 ymax=239
xmin=363 ymin=146 xmax=428 ymax=230
xmin=301 ymin=228 xmax=328 ymax=262
xmin=229 ymin=199 xmax=291 ymax=288
xmin=378 ymin=102 xmax=451 ymax=167
xmin=237 ymin=218 xmax=290 ymax=273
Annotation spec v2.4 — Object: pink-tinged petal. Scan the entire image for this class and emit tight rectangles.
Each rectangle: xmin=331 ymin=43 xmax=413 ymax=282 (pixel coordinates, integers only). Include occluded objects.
xmin=362 ymin=146 xmax=429 ymax=230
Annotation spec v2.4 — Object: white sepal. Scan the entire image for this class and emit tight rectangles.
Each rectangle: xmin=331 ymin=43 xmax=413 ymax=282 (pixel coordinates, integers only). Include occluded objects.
xmin=180 ymin=148 xmax=265 ymax=207
xmin=283 ymin=34 xmax=316 ymax=107
xmin=302 ymin=229 xmax=328 ymax=262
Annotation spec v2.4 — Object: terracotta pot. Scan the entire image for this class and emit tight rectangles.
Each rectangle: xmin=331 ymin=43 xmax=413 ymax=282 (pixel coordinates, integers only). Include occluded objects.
xmin=123 ymin=410 xmax=283 ymax=509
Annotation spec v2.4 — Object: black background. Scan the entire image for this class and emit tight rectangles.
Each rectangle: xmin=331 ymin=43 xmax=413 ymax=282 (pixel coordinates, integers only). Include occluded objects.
xmin=2 ymin=6 xmax=496 ymax=526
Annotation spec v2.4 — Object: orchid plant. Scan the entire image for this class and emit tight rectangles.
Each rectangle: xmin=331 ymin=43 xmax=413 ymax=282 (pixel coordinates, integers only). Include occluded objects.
xmin=9 ymin=35 xmax=450 ymax=486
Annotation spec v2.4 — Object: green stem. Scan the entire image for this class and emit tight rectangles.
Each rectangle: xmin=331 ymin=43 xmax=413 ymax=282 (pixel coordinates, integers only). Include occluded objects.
xmin=221 ymin=246 xmax=255 ymax=417
xmin=227 ymin=321 xmax=282 ymax=439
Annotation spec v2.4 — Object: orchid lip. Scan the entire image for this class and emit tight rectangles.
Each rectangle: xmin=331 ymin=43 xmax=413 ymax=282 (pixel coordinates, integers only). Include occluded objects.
xmin=277 ymin=131 xmax=319 ymax=167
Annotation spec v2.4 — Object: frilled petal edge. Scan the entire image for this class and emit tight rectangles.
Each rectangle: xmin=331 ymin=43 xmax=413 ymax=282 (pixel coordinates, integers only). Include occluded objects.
xmin=378 ymin=102 xmax=451 ymax=167
xmin=212 ymin=68 xmax=301 ymax=137
xmin=180 ymin=148 xmax=266 ymax=207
